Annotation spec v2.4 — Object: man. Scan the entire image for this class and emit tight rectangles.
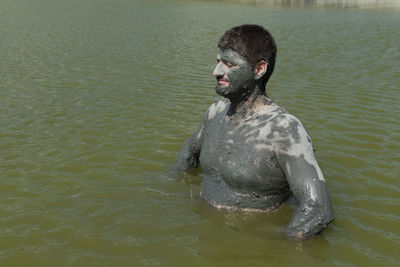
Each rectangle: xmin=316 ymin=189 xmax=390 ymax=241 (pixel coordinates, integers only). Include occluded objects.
xmin=173 ymin=25 xmax=333 ymax=239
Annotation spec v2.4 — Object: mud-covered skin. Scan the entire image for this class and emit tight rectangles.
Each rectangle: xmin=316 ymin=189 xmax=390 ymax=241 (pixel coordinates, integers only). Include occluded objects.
xmin=199 ymin=98 xmax=290 ymax=211
xmin=214 ymin=48 xmax=256 ymax=100
xmin=173 ymin=48 xmax=333 ymax=239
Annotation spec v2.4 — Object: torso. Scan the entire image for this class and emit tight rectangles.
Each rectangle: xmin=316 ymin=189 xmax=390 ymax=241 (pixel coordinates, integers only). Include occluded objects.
xmin=199 ymin=98 xmax=291 ymax=211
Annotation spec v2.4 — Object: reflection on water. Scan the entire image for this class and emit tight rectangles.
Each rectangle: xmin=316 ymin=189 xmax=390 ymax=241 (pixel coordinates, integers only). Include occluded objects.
xmin=218 ymin=0 xmax=400 ymax=9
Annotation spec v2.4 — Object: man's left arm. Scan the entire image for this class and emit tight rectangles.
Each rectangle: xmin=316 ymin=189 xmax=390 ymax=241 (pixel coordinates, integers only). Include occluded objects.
xmin=276 ymin=117 xmax=334 ymax=239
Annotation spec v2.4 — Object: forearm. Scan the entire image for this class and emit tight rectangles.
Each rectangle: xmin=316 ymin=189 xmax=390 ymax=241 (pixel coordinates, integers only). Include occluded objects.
xmin=286 ymin=195 xmax=333 ymax=239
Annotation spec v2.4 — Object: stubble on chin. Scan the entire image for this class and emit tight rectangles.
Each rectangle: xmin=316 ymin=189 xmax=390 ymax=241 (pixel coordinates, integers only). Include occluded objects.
xmin=215 ymin=84 xmax=230 ymax=98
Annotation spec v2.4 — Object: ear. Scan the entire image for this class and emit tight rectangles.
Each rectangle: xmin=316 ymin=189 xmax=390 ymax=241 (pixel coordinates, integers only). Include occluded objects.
xmin=254 ymin=60 xmax=268 ymax=80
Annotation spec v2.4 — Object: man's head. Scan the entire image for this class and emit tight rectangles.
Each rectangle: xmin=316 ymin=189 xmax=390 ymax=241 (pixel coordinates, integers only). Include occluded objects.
xmin=216 ymin=24 xmax=277 ymax=90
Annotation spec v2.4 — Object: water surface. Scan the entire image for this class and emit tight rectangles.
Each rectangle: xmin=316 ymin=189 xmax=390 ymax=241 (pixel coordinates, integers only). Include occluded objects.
xmin=1 ymin=0 xmax=399 ymax=265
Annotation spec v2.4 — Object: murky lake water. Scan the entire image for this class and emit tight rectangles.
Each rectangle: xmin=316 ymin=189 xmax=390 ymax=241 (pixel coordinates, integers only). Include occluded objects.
xmin=1 ymin=0 xmax=399 ymax=265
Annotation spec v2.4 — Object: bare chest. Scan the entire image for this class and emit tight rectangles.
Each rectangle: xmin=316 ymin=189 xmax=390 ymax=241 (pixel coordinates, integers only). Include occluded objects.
xmin=199 ymin=117 xmax=286 ymax=193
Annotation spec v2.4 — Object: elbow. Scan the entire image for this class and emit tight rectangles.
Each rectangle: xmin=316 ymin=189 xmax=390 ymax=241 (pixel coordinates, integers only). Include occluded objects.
xmin=316 ymin=194 xmax=334 ymax=225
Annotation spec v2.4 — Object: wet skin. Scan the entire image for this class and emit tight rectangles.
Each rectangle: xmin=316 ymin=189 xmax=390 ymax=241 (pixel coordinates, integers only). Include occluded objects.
xmin=173 ymin=48 xmax=333 ymax=239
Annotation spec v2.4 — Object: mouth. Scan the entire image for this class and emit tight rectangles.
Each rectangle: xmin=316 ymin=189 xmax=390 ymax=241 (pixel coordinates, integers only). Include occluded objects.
xmin=217 ymin=79 xmax=229 ymax=86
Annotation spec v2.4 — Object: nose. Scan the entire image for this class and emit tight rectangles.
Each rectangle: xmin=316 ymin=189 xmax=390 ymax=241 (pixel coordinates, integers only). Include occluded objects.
xmin=213 ymin=62 xmax=225 ymax=78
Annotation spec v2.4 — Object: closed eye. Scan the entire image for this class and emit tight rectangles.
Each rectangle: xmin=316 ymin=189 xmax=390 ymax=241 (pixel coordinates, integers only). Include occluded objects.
xmin=216 ymin=58 xmax=236 ymax=68
xmin=222 ymin=60 xmax=235 ymax=68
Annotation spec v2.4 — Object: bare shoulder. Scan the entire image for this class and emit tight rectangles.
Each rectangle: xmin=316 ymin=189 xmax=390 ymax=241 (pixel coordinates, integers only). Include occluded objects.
xmin=269 ymin=111 xmax=307 ymax=137
xmin=206 ymin=98 xmax=230 ymax=120
xmin=257 ymin=104 xmax=324 ymax=180
xmin=268 ymin=112 xmax=317 ymax=169
xmin=255 ymin=101 xmax=313 ymax=151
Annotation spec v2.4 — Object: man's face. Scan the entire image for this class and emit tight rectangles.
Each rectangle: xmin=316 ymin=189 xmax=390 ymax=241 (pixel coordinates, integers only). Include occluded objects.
xmin=213 ymin=48 xmax=255 ymax=99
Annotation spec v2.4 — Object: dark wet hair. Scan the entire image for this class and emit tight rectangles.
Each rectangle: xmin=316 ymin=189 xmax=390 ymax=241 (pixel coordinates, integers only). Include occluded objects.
xmin=218 ymin=24 xmax=277 ymax=88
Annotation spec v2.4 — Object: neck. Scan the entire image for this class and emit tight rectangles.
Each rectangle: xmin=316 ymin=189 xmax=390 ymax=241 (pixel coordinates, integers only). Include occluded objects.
xmin=227 ymin=83 xmax=265 ymax=117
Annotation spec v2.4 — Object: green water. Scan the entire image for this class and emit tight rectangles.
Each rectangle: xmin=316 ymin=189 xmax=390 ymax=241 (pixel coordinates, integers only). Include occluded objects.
xmin=1 ymin=0 xmax=399 ymax=265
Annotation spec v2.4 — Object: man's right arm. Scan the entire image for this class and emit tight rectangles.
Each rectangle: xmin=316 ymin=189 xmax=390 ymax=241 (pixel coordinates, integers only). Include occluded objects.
xmin=172 ymin=113 xmax=207 ymax=172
